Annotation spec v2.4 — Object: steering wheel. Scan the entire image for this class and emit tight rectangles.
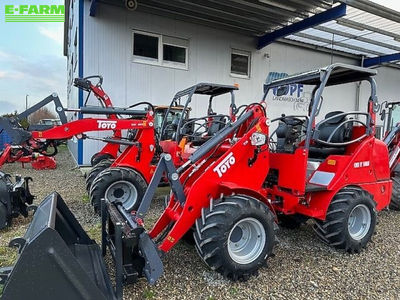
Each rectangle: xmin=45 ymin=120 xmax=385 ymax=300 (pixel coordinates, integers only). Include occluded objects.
xmin=180 ymin=115 xmax=230 ymax=139
xmin=313 ymin=112 xmax=368 ymax=146
xmin=280 ymin=116 xmax=306 ymax=126
xmin=269 ymin=115 xmax=308 ymax=148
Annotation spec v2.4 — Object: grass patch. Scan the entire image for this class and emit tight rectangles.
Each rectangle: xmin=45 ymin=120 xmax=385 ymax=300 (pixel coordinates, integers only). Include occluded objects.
xmin=82 ymin=194 xmax=90 ymax=203
xmin=0 ymin=245 xmax=18 ymax=267
xmin=57 ymin=144 xmax=68 ymax=151
xmin=0 ymin=223 xmax=28 ymax=267
xmin=142 ymin=288 xmax=155 ymax=299
xmin=85 ymin=223 xmax=102 ymax=242
xmin=155 ymin=186 xmax=170 ymax=198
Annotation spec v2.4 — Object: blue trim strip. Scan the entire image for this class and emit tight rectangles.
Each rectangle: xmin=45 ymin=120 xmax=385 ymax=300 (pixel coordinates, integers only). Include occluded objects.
xmin=89 ymin=0 xmax=98 ymax=17
xmin=257 ymin=3 xmax=347 ymax=50
xmin=78 ymin=0 xmax=84 ymax=165
xmin=363 ymin=53 xmax=400 ymax=67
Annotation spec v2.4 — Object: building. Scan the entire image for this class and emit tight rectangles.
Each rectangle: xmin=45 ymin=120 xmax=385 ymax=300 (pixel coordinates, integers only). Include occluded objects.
xmin=64 ymin=0 xmax=400 ymax=165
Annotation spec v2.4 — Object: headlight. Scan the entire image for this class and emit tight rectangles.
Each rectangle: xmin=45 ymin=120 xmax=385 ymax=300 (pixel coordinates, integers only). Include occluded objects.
xmin=250 ymin=133 xmax=267 ymax=146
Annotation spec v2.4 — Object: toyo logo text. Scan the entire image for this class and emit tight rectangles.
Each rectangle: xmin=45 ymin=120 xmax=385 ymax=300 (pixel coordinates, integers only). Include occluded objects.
xmin=213 ymin=152 xmax=236 ymax=178
xmin=97 ymin=120 xmax=117 ymax=129
xmin=4 ymin=5 xmax=64 ymax=22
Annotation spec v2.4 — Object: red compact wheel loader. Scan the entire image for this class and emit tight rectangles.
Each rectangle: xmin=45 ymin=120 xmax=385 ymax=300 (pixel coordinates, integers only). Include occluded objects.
xmin=0 ymin=76 xmax=158 ymax=227
xmin=0 ymin=75 xmax=142 ymax=170
xmin=0 ymin=64 xmax=392 ymax=300
xmin=83 ymin=104 xmax=189 ymax=192
xmin=89 ymin=83 xmax=238 ymax=213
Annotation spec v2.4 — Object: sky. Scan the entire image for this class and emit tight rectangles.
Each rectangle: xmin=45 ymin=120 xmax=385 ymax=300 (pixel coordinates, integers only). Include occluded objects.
xmin=0 ymin=0 xmax=66 ymax=115
xmin=0 ymin=0 xmax=399 ymax=115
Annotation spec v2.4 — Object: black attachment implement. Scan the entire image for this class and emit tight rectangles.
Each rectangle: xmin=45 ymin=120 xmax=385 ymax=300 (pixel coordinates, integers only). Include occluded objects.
xmin=0 ymin=93 xmax=67 ymax=145
xmin=0 ymin=171 xmax=35 ymax=229
xmin=17 ymin=93 xmax=67 ymax=124
xmin=101 ymin=198 xmax=163 ymax=300
xmin=0 ymin=117 xmax=31 ymax=145
xmin=0 ymin=193 xmax=116 ymax=300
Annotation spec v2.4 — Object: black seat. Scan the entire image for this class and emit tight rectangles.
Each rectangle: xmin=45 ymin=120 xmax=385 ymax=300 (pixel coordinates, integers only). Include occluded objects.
xmin=309 ymin=111 xmax=353 ymax=159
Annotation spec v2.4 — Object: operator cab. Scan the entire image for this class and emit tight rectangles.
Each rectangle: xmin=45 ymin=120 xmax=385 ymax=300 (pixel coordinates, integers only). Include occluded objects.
xmin=264 ymin=64 xmax=379 ymax=192
xmin=153 ymin=105 xmax=189 ymax=139
xmin=160 ymin=83 xmax=238 ymax=161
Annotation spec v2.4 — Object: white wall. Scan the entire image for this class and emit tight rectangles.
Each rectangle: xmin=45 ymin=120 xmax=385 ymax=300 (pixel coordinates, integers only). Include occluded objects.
xmin=66 ymin=1 xmax=400 ymax=164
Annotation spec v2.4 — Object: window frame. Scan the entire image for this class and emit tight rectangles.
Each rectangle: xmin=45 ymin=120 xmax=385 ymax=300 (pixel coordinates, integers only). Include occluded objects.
xmin=132 ymin=30 xmax=162 ymax=66
xmin=230 ymin=49 xmax=251 ymax=79
xmin=162 ymin=42 xmax=188 ymax=70
xmin=132 ymin=29 xmax=189 ymax=70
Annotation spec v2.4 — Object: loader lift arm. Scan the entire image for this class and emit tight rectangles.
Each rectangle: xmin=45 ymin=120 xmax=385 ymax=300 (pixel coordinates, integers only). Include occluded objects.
xmin=17 ymin=93 xmax=67 ymax=125
xmin=99 ymin=107 xmax=259 ymax=300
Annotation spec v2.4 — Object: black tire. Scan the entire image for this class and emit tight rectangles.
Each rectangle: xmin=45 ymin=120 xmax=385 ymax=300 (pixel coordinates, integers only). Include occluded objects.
xmin=85 ymin=159 xmax=113 ymax=192
xmin=90 ymin=167 xmax=147 ymax=213
xmin=90 ymin=153 xmax=114 ymax=166
xmin=0 ymin=201 xmax=8 ymax=229
xmin=278 ymin=214 xmax=308 ymax=229
xmin=314 ymin=187 xmax=376 ymax=253
xmin=193 ymin=194 xmax=277 ymax=281
xmin=389 ymin=175 xmax=400 ymax=210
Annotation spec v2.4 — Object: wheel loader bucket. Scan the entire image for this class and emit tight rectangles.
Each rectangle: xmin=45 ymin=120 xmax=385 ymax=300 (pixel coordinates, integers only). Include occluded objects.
xmin=0 ymin=192 xmax=115 ymax=300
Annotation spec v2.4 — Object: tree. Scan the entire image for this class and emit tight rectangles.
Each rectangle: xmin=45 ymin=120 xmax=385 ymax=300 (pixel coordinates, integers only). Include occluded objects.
xmin=2 ymin=110 xmax=29 ymax=128
xmin=28 ymin=107 xmax=57 ymax=124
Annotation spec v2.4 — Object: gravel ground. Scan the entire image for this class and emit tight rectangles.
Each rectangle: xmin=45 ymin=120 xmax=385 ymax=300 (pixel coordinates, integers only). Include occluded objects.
xmin=1 ymin=146 xmax=400 ymax=299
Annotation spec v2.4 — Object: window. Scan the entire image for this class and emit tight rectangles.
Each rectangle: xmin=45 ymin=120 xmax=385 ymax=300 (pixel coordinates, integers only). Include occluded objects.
xmin=163 ymin=44 xmax=186 ymax=64
xmin=132 ymin=30 xmax=188 ymax=69
xmin=230 ymin=49 xmax=250 ymax=78
xmin=133 ymin=33 xmax=159 ymax=60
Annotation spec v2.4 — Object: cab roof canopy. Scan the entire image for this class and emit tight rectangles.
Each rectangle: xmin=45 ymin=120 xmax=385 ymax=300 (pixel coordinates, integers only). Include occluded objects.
xmin=174 ymin=83 xmax=238 ymax=99
xmin=264 ymin=63 xmax=377 ymax=89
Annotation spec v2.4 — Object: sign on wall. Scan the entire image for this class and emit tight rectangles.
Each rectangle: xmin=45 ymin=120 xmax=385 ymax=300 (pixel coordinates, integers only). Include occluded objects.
xmin=264 ymin=72 xmax=311 ymax=113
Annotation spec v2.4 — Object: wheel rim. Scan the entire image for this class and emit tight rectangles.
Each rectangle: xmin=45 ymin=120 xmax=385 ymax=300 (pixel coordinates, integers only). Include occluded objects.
xmin=105 ymin=180 xmax=138 ymax=211
xmin=227 ymin=217 xmax=266 ymax=264
xmin=347 ymin=204 xmax=371 ymax=240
